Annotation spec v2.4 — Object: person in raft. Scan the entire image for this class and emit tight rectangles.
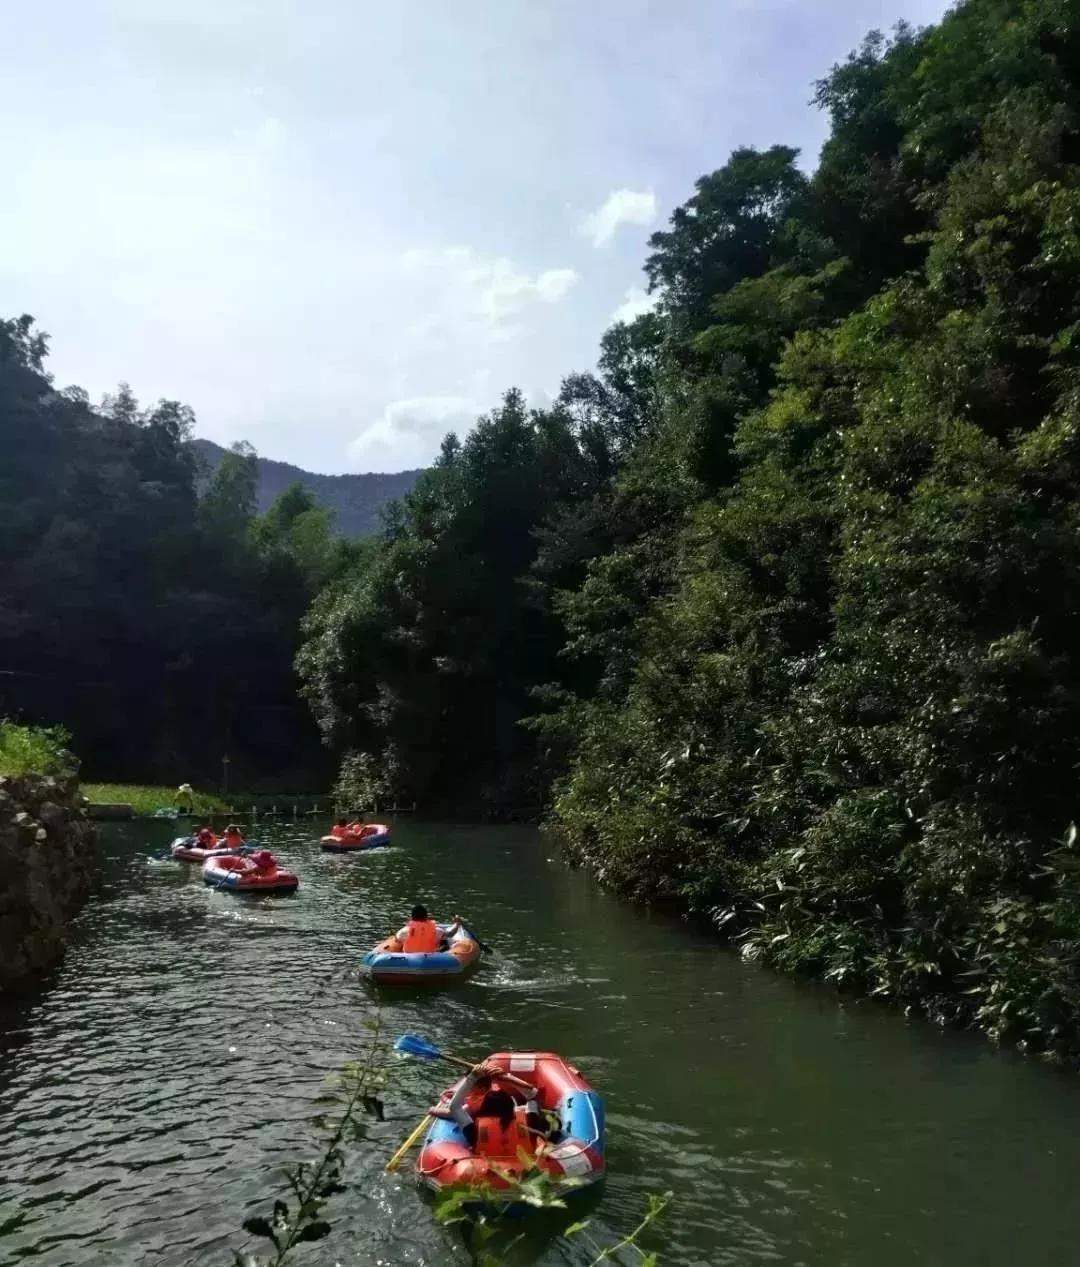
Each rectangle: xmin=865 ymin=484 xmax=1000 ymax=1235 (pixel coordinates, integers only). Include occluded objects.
xmin=396 ymin=904 xmax=462 ymax=952
xmin=432 ymin=1058 xmax=553 ymax=1157
xmin=329 ymin=818 xmax=351 ymax=839
xmin=176 ymin=782 xmax=195 ymax=813
xmin=247 ymin=849 xmax=276 ymax=874
xmin=195 ymin=825 xmax=218 ymax=848
xmin=222 ymin=823 xmax=246 ymax=848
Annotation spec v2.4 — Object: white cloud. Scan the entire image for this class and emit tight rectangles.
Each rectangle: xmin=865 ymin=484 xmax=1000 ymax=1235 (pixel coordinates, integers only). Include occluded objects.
xmin=610 ymin=286 xmax=659 ymax=325
xmin=245 ymin=115 xmax=286 ymax=153
xmin=348 ymin=395 xmax=479 ymax=472
xmin=534 ymin=268 xmax=578 ymax=303
xmin=401 ymin=247 xmax=578 ymax=334
xmin=582 ymin=189 xmax=658 ymax=247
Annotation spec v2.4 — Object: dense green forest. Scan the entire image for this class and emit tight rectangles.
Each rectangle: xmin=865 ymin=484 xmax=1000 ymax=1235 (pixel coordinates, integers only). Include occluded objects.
xmin=298 ymin=0 xmax=1080 ymax=1057
xmin=7 ymin=0 xmax=1080 ymax=1054
xmin=0 ymin=322 xmax=350 ymax=787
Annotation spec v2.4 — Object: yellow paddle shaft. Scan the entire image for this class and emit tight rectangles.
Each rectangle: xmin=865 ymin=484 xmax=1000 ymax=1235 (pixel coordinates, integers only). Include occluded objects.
xmin=385 ymin=1113 xmax=433 ymax=1173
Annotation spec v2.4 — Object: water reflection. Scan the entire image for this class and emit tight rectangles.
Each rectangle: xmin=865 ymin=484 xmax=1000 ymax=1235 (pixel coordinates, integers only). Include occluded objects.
xmin=1 ymin=818 xmax=1079 ymax=1265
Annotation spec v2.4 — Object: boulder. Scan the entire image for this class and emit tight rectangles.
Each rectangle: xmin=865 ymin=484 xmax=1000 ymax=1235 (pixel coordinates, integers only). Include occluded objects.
xmin=0 ymin=773 xmax=97 ymax=994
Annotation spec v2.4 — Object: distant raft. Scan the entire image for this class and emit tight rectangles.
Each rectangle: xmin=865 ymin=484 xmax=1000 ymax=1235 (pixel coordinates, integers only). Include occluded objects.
xmin=418 ymin=1051 xmax=605 ymax=1199
xmin=202 ymin=853 xmax=299 ymax=894
xmin=320 ymin=823 xmax=392 ymax=852
xmin=362 ymin=925 xmax=480 ymax=985
xmin=170 ymin=835 xmax=250 ymax=862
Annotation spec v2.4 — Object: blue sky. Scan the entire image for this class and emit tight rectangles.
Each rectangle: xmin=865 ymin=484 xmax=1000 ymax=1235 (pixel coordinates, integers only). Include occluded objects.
xmin=2 ymin=0 xmax=951 ymax=473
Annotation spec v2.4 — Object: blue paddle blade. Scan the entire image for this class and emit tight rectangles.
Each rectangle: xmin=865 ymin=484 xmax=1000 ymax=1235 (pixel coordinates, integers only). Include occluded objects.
xmin=394 ymin=1033 xmax=442 ymax=1061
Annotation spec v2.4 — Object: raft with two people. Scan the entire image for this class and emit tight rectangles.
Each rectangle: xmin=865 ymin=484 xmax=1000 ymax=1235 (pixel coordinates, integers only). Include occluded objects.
xmin=320 ymin=820 xmax=392 ymax=852
xmin=363 ymin=906 xmax=482 ymax=985
xmin=202 ymin=848 xmax=299 ymax=894
xmin=170 ymin=824 xmax=251 ymax=862
xmin=388 ymin=1033 xmax=606 ymax=1203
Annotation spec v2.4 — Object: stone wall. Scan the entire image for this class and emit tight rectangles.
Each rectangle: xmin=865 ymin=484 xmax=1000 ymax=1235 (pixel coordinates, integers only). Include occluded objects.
xmin=0 ymin=773 xmax=97 ymax=993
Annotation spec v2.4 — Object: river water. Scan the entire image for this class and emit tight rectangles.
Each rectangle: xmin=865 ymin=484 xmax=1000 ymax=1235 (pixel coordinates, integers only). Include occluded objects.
xmin=2 ymin=819 xmax=1080 ymax=1266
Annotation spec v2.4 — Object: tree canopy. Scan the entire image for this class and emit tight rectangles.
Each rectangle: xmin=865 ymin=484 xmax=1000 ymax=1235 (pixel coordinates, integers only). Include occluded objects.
xmin=0 ymin=325 xmax=348 ymax=787
xmin=7 ymin=0 xmax=1080 ymax=1056
xmin=297 ymin=0 xmax=1080 ymax=1059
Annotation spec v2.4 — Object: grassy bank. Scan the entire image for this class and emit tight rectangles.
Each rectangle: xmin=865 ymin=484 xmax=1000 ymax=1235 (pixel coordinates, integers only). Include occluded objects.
xmin=82 ymin=783 xmax=331 ymax=817
xmin=82 ymin=783 xmax=229 ymax=816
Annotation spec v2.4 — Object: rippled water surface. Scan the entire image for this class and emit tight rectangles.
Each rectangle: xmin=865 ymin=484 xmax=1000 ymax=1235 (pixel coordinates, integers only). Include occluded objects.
xmin=3 ymin=818 xmax=1080 ymax=1266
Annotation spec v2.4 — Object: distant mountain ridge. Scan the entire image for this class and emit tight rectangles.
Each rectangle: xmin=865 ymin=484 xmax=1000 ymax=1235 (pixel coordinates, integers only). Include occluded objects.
xmin=192 ymin=438 xmax=421 ymax=537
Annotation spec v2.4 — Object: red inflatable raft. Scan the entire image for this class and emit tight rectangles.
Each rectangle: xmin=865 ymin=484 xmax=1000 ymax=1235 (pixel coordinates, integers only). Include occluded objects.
xmin=170 ymin=834 xmax=245 ymax=862
xmin=418 ymin=1051 xmax=605 ymax=1197
xmin=202 ymin=853 xmax=299 ymax=894
xmin=320 ymin=823 xmax=391 ymax=852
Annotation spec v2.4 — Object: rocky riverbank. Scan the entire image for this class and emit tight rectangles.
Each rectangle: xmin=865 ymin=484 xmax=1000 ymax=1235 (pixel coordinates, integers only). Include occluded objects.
xmin=0 ymin=772 xmax=96 ymax=993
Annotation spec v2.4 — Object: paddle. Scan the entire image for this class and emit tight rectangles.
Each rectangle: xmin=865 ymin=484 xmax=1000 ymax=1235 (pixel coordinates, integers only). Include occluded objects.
xmin=211 ymin=857 xmax=250 ymax=890
xmin=393 ymin=1032 xmax=474 ymax=1069
xmin=389 ymin=1034 xmax=542 ymax=1171
xmin=384 ymin=1112 xmax=433 ymax=1173
xmin=460 ymin=923 xmax=492 ymax=955
xmin=385 ymin=1033 xmax=473 ymax=1172
xmin=151 ymin=836 xmax=195 ymax=862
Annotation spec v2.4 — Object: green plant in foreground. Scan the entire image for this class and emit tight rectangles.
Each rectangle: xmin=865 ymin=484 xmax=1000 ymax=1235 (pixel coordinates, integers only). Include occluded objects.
xmin=233 ymin=1018 xmax=387 ymax=1266
xmin=434 ymin=1174 xmax=671 ymax=1266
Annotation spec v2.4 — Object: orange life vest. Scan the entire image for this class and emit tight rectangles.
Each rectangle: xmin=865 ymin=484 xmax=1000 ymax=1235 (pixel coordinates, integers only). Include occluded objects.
xmin=402 ymin=919 xmax=439 ymax=952
xmin=474 ymin=1106 xmax=536 ymax=1161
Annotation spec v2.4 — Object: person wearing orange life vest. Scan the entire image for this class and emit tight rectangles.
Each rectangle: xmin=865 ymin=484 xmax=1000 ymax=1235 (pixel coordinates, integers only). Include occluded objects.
xmin=195 ymin=825 xmax=218 ymax=848
xmin=222 ymin=823 xmax=246 ymax=848
xmin=329 ymin=818 xmax=350 ymax=840
xmin=247 ymin=849 xmax=276 ymax=875
xmin=396 ymin=905 xmax=461 ymax=953
xmin=433 ymin=1058 xmax=551 ymax=1160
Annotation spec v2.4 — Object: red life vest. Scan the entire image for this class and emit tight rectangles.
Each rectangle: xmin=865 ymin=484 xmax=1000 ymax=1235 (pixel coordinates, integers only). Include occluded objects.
xmin=330 ymin=824 xmax=347 ymax=839
xmin=402 ymin=919 xmax=439 ymax=952
xmin=475 ymin=1106 xmax=535 ymax=1161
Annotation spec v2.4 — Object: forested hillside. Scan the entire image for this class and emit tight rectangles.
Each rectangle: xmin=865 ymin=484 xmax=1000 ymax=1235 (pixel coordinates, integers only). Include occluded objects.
xmin=0 ymin=330 xmax=353 ymax=787
xmin=192 ymin=439 xmax=420 ymax=538
xmin=299 ymin=0 xmax=1080 ymax=1057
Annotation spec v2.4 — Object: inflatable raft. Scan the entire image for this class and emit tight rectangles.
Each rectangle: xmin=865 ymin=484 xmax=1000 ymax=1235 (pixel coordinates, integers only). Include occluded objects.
xmin=363 ymin=925 xmax=480 ymax=985
xmin=418 ymin=1051 xmax=605 ymax=1197
xmin=320 ymin=823 xmax=391 ymax=852
xmin=170 ymin=835 xmax=249 ymax=862
xmin=202 ymin=854 xmax=299 ymax=894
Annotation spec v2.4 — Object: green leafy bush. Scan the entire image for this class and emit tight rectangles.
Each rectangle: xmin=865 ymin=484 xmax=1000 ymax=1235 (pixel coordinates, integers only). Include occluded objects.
xmin=0 ymin=721 xmax=75 ymax=778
